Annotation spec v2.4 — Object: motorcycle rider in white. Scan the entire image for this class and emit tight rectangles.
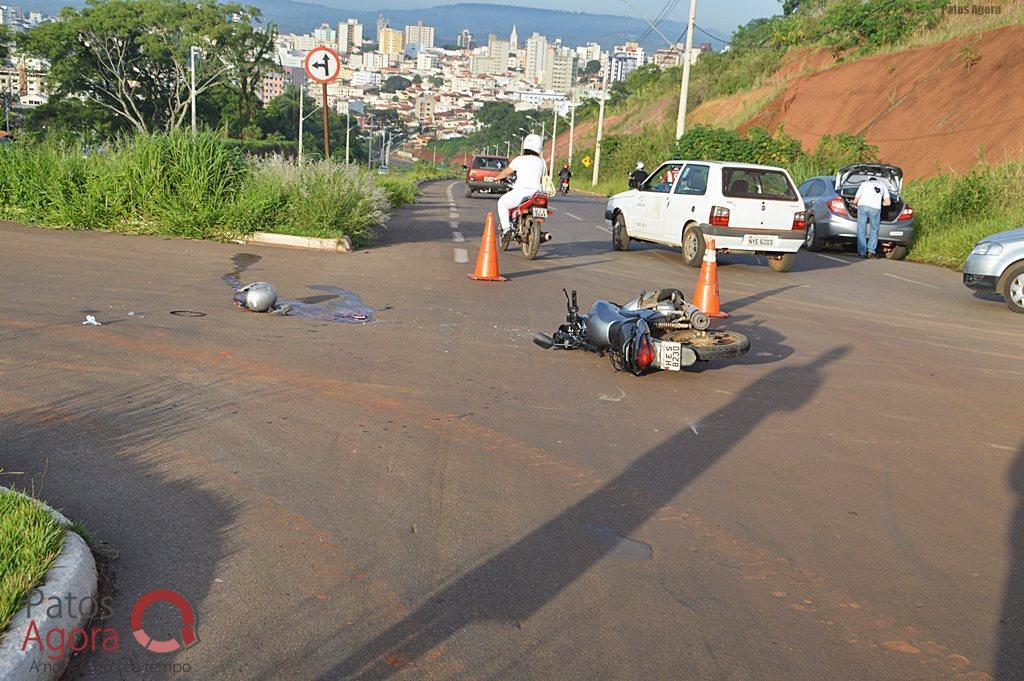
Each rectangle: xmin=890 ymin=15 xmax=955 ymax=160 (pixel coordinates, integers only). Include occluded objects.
xmin=493 ymin=134 xmax=548 ymax=240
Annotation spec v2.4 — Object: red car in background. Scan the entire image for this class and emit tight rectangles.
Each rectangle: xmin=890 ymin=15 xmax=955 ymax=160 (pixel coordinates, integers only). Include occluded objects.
xmin=463 ymin=155 xmax=510 ymax=198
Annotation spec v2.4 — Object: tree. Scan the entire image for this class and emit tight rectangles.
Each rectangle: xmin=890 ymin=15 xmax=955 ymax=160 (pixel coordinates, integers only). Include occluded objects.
xmin=20 ymin=0 xmax=270 ymax=133
xmin=584 ymin=59 xmax=601 ymax=75
xmin=381 ymin=75 xmax=411 ymax=93
xmin=216 ymin=10 xmax=277 ymax=134
xmin=429 ymin=75 xmax=444 ymax=88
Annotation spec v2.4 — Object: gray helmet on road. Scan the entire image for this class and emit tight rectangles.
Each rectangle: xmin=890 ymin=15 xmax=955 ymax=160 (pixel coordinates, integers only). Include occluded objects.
xmin=238 ymin=282 xmax=278 ymax=313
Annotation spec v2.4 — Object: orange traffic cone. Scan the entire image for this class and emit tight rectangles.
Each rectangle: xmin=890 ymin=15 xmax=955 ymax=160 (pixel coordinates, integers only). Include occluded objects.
xmin=693 ymin=238 xmax=729 ymax=318
xmin=468 ymin=212 xmax=507 ymax=282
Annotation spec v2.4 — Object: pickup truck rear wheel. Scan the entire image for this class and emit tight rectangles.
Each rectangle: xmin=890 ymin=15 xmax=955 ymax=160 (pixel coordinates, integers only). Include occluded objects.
xmin=681 ymin=226 xmax=705 ymax=267
xmin=767 ymin=253 xmax=797 ymax=273
xmin=1003 ymin=263 xmax=1024 ymax=313
xmin=465 ymin=185 xmax=474 ymax=198
xmin=612 ymin=214 xmax=631 ymax=251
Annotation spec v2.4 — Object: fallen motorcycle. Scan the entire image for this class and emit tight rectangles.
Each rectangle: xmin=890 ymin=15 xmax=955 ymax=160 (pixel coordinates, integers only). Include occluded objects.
xmin=533 ymin=289 xmax=750 ymax=375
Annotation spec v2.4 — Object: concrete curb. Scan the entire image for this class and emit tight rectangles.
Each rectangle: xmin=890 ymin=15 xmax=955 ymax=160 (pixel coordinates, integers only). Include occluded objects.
xmin=0 ymin=488 xmax=98 ymax=681
xmin=241 ymin=231 xmax=353 ymax=253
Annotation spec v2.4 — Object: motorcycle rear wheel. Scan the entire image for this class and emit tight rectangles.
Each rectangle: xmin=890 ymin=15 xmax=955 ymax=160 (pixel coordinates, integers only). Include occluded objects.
xmin=522 ymin=217 xmax=541 ymax=260
xmin=663 ymin=329 xmax=750 ymax=361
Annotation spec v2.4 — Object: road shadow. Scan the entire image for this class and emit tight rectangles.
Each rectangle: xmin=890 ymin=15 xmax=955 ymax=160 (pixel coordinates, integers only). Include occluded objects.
xmin=722 ymin=285 xmax=800 ymax=314
xmin=321 ymin=347 xmax=848 ymax=679
xmin=505 ymin=258 xmax=615 ymax=280
xmin=995 ymin=442 xmax=1024 ymax=680
xmin=0 ymin=381 xmax=248 ymax=679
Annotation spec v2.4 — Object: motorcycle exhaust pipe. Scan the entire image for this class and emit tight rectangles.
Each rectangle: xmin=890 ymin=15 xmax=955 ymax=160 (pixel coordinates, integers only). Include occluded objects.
xmin=541 ymin=232 xmax=553 ymax=242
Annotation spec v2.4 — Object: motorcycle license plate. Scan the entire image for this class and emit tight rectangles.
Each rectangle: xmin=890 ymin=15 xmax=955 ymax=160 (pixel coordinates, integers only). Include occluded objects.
xmin=741 ymin=234 xmax=778 ymax=248
xmin=532 ymin=207 xmax=549 ymax=218
xmin=656 ymin=341 xmax=683 ymax=371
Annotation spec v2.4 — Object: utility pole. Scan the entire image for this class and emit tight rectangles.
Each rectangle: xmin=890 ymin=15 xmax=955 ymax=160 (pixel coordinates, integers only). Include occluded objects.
xmin=506 ymin=140 xmax=510 ymax=157
xmin=549 ymin=107 xmax=558 ymax=178
xmin=345 ymin=110 xmax=351 ymax=164
xmin=592 ymin=85 xmax=607 ymax=188
xmin=676 ymin=0 xmax=698 ymax=138
xmin=568 ymin=90 xmax=576 ymax=165
xmin=297 ymin=83 xmax=304 ymax=164
xmin=189 ymin=46 xmax=198 ymax=133
xmin=367 ymin=117 xmax=374 ymax=168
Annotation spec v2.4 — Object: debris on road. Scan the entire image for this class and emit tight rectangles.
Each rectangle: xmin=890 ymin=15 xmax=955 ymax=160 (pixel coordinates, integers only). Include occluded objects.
xmin=82 ymin=315 xmax=101 ymax=326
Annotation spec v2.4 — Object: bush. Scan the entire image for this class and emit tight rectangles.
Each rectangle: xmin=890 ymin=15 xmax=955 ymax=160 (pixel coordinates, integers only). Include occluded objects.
xmin=669 ymin=124 xmax=805 ymax=167
xmin=0 ymin=131 xmax=406 ymax=244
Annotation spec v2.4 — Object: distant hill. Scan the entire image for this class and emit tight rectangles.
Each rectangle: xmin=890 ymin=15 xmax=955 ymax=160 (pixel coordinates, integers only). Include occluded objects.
xmin=24 ymin=0 xmax=707 ymax=51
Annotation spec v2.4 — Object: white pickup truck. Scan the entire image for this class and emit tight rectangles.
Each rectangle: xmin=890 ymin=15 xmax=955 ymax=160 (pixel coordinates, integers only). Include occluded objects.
xmin=604 ymin=160 xmax=807 ymax=272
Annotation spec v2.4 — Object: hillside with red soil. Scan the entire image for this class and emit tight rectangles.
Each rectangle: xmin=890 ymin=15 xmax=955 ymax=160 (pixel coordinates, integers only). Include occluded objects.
xmin=743 ymin=24 xmax=1024 ymax=177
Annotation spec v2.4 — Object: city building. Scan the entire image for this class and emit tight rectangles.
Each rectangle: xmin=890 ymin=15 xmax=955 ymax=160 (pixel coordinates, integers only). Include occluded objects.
xmin=509 ymin=25 xmax=518 ymax=51
xmin=376 ymin=14 xmax=389 ymax=40
xmin=575 ymin=42 xmax=602 ymax=66
xmin=652 ymin=43 xmax=705 ymax=68
xmin=457 ymin=29 xmax=473 ymax=50
xmin=415 ymin=92 xmax=437 ymax=124
xmin=416 ymin=51 xmax=440 ymax=71
xmin=525 ymin=33 xmax=548 ymax=85
xmin=352 ymin=70 xmax=383 ymax=88
xmin=404 ymin=20 xmax=435 ymax=49
xmin=543 ymin=45 xmax=576 ymax=94
xmin=378 ymin=27 xmax=405 ymax=57
xmin=337 ymin=19 xmax=363 ymax=54
xmin=0 ymin=62 xmax=47 ymax=107
xmin=609 ymin=41 xmax=645 ymax=82
xmin=312 ymin=23 xmax=336 ymax=45
xmin=260 ymin=71 xmax=287 ymax=104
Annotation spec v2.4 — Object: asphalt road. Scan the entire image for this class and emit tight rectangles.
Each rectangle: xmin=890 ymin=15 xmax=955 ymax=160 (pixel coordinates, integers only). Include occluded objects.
xmin=1 ymin=180 xmax=1022 ymax=680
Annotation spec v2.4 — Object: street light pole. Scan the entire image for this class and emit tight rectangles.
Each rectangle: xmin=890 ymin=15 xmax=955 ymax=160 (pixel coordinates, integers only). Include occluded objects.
xmin=345 ymin=110 xmax=351 ymax=164
xmin=549 ymin=107 xmax=558 ymax=178
xmin=568 ymin=90 xmax=576 ymax=165
xmin=592 ymin=85 xmax=607 ymax=188
xmin=298 ymin=83 xmax=304 ymax=164
xmin=189 ymin=46 xmax=198 ymax=133
xmin=676 ymin=0 xmax=698 ymax=138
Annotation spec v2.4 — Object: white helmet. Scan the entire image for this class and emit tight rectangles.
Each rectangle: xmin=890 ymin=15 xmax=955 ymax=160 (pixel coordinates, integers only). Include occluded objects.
xmin=523 ymin=134 xmax=543 ymax=155
xmin=238 ymin=282 xmax=278 ymax=313
xmin=635 ymin=162 xmax=645 ymax=171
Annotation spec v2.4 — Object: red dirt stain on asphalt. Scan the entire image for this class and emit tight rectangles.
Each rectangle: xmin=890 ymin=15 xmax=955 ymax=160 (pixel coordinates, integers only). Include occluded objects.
xmin=883 ymin=640 xmax=922 ymax=655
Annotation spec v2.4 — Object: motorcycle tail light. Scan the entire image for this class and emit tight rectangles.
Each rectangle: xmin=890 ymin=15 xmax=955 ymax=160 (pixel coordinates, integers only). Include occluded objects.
xmin=792 ymin=212 xmax=806 ymax=230
xmin=636 ymin=335 xmax=656 ymax=371
xmin=827 ymin=197 xmax=849 ymax=216
xmin=709 ymin=206 xmax=730 ymax=227
xmin=535 ymin=194 xmax=549 ymax=207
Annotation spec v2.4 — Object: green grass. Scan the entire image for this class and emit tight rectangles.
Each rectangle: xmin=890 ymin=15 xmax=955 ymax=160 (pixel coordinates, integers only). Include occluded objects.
xmin=0 ymin=131 xmax=444 ymax=246
xmin=0 ymin=489 xmax=67 ymax=633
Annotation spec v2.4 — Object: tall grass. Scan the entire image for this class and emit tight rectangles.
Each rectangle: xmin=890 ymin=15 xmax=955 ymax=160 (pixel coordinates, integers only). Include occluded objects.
xmin=0 ymin=131 xmax=416 ymax=245
xmin=904 ymin=161 xmax=1024 ymax=268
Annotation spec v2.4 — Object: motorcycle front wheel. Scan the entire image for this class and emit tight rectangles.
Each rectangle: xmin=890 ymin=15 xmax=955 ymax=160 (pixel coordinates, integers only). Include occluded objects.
xmin=663 ymin=329 xmax=750 ymax=362
xmin=522 ymin=217 xmax=541 ymax=260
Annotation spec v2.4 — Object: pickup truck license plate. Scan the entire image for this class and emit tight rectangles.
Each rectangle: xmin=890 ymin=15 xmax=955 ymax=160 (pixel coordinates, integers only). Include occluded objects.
xmin=741 ymin=234 xmax=778 ymax=248
xmin=532 ymin=207 xmax=549 ymax=218
xmin=656 ymin=341 xmax=683 ymax=371
xmin=485 ymin=177 xmax=494 ymax=182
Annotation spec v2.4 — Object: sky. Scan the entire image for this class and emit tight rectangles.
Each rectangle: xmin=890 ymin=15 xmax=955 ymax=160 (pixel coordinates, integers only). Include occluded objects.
xmin=327 ymin=0 xmax=784 ymax=35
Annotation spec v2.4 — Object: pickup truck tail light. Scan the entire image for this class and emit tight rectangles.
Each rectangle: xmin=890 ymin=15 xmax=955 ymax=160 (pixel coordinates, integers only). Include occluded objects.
xmin=897 ymin=205 xmax=914 ymax=221
xmin=709 ymin=206 xmax=730 ymax=227
xmin=792 ymin=212 xmax=806 ymax=230
xmin=827 ymin=197 xmax=849 ymax=216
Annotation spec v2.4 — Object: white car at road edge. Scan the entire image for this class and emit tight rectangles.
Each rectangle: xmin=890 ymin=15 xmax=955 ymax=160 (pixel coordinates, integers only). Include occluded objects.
xmin=604 ymin=160 xmax=807 ymax=272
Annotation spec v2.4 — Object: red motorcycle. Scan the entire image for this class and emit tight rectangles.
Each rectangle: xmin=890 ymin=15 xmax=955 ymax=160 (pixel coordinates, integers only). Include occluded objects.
xmin=501 ymin=190 xmax=553 ymax=260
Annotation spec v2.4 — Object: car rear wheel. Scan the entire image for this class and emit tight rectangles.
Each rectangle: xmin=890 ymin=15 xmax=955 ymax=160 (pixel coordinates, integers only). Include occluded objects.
xmin=1003 ymin=263 xmax=1024 ymax=313
xmin=885 ymin=244 xmax=908 ymax=260
xmin=681 ymin=225 xmax=705 ymax=267
xmin=767 ymin=253 xmax=797 ymax=273
xmin=804 ymin=219 xmax=823 ymax=251
xmin=612 ymin=213 xmax=631 ymax=251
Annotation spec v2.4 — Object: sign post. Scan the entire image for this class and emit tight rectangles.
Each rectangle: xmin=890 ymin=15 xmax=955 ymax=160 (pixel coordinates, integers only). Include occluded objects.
xmin=304 ymin=46 xmax=341 ymax=161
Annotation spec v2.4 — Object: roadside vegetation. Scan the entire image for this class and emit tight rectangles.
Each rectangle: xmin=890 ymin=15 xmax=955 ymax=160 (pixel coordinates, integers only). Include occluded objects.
xmin=0 ymin=488 xmax=66 ymax=632
xmin=0 ymin=132 xmax=455 ymax=245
